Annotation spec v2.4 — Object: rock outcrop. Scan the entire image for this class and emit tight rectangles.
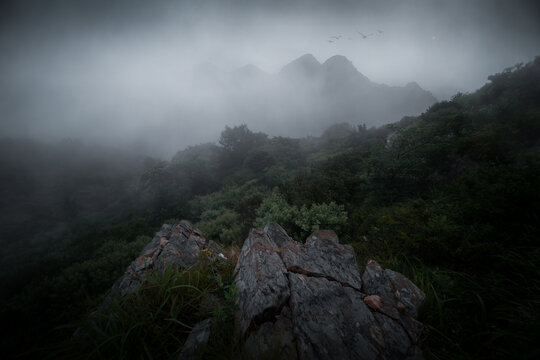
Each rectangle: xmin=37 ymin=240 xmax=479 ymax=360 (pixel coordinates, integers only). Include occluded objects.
xmin=234 ymin=228 xmax=291 ymax=335
xmin=104 ymin=220 xmax=224 ymax=306
xmin=178 ymin=318 xmax=213 ymax=360
xmin=234 ymin=222 xmax=425 ymax=360
xmin=96 ymin=220 xmax=425 ymax=359
xmin=88 ymin=221 xmax=225 ymax=359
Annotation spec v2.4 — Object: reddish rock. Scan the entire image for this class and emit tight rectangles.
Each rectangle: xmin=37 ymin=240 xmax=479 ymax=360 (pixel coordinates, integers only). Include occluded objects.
xmin=364 ymin=295 xmax=383 ymax=311
xmin=362 ymin=259 xmax=426 ymax=343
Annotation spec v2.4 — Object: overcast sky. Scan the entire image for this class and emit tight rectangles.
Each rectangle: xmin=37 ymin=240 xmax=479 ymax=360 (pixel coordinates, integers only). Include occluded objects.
xmin=1 ymin=0 xmax=539 ymax=156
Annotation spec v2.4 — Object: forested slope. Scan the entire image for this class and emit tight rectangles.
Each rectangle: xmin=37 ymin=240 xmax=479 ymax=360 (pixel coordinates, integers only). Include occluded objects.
xmin=1 ymin=57 xmax=539 ymax=359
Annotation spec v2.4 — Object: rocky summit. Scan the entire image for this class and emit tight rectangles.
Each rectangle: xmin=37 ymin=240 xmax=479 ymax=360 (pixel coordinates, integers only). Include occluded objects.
xmin=234 ymin=223 xmax=425 ymax=360
xmin=99 ymin=221 xmax=425 ymax=359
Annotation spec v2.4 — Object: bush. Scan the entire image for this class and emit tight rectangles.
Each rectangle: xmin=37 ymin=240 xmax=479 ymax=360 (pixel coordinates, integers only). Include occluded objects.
xmin=254 ymin=192 xmax=348 ymax=241
xmin=197 ymin=208 xmax=244 ymax=245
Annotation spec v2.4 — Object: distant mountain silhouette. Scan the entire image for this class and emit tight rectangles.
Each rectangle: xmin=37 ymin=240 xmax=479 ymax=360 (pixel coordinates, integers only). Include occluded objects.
xmin=279 ymin=53 xmax=322 ymax=80
xmin=322 ymin=55 xmax=371 ymax=86
xmin=192 ymin=54 xmax=437 ymax=139
xmin=272 ymin=54 xmax=437 ymax=130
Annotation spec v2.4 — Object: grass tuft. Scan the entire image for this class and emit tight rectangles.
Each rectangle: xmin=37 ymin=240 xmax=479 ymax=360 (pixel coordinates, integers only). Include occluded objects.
xmin=49 ymin=252 xmax=236 ymax=360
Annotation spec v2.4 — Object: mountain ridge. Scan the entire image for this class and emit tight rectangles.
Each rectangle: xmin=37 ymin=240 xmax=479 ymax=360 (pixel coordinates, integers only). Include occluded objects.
xmin=229 ymin=53 xmax=437 ymax=136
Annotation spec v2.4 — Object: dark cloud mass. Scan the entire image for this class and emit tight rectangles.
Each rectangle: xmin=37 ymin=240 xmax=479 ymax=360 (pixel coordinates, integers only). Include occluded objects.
xmin=1 ymin=0 xmax=539 ymax=157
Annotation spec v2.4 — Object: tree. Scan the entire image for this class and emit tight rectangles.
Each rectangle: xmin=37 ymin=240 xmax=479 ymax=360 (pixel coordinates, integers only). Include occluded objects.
xmin=219 ymin=125 xmax=267 ymax=153
xmin=218 ymin=125 xmax=268 ymax=172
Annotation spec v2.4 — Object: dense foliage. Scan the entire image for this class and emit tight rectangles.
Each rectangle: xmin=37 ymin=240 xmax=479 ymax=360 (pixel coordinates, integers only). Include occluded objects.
xmin=1 ymin=57 xmax=539 ymax=359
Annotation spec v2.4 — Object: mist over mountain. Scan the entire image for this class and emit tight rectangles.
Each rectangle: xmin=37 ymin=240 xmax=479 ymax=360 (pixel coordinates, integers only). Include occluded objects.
xmin=2 ymin=0 xmax=538 ymax=158
xmin=283 ymin=54 xmax=436 ymax=129
xmin=204 ymin=53 xmax=437 ymax=142
xmin=89 ymin=53 xmax=437 ymax=157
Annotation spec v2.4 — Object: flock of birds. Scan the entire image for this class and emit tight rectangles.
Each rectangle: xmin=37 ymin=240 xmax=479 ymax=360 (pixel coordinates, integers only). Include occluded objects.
xmin=327 ymin=30 xmax=383 ymax=43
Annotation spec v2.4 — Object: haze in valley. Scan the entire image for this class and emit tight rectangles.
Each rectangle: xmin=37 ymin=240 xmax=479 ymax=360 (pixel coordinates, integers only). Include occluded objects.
xmin=1 ymin=0 xmax=539 ymax=157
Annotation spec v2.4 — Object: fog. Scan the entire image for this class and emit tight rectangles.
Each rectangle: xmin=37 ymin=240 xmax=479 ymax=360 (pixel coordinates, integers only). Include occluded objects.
xmin=1 ymin=0 xmax=539 ymax=157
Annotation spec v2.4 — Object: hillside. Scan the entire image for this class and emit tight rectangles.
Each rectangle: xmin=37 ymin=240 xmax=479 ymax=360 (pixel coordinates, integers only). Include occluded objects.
xmin=1 ymin=57 xmax=539 ymax=359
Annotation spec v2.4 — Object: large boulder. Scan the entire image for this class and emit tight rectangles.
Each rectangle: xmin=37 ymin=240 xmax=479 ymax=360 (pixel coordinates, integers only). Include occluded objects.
xmin=104 ymin=220 xmax=224 ymax=306
xmin=280 ymin=228 xmax=363 ymax=290
xmin=234 ymin=228 xmax=291 ymax=336
xmin=234 ymin=223 xmax=425 ymax=360
xmin=362 ymin=260 xmax=425 ymax=342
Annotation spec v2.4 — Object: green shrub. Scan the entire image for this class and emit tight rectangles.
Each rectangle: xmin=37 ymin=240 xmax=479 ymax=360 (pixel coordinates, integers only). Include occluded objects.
xmin=197 ymin=208 xmax=244 ymax=245
xmin=254 ymin=192 xmax=348 ymax=241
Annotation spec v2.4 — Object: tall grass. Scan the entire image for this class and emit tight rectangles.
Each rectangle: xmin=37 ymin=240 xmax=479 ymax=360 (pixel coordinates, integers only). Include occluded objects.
xmin=352 ymin=247 xmax=540 ymax=360
xmin=49 ymin=252 xmax=236 ymax=360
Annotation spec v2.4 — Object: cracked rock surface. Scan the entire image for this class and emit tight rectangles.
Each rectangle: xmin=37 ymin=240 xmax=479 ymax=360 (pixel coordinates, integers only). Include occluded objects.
xmin=234 ymin=223 xmax=425 ymax=360
xmin=234 ymin=228 xmax=291 ymax=335
xmin=178 ymin=318 xmax=213 ymax=360
xmin=105 ymin=220 xmax=223 ymax=306
xmin=281 ymin=228 xmax=363 ymax=290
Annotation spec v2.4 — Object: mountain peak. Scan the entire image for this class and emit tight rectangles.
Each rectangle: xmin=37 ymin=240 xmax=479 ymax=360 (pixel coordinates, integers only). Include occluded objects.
xmin=295 ymin=53 xmax=320 ymax=66
xmin=280 ymin=53 xmax=321 ymax=78
xmin=322 ymin=55 xmax=369 ymax=83
xmin=323 ymin=55 xmax=353 ymax=67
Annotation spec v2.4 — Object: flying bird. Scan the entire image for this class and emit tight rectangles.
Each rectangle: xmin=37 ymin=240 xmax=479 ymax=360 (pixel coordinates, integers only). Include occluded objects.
xmin=327 ymin=40 xmax=334 ymax=43
xmin=331 ymin=35 xmax=342 ymax=40
xmin=358 ymin=32 xmax=374 ymax=39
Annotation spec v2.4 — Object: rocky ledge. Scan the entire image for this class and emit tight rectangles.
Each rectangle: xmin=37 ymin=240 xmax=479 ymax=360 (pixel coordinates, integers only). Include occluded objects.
xmin=98 ymin=220 xmax=425 ymax=359
xmin=103 ymin=220 xmax=225 ymax=307
xmin=235 ymin=223 xmax=425 ymax=360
